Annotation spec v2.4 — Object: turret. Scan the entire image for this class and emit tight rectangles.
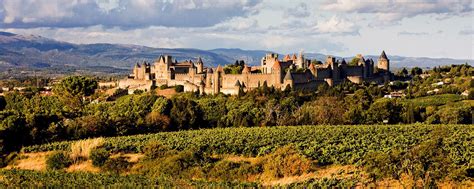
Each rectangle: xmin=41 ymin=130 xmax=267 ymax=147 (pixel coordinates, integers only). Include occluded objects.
xmin=196 ymin=57 xmax=204 ymax=73
xmin=377 ymin=50 xmax=389 ymax=72
xmin=133 ymin=62 xmax=140 ymax=79
xmin=295 ymin=52 xmax=305 ymax=69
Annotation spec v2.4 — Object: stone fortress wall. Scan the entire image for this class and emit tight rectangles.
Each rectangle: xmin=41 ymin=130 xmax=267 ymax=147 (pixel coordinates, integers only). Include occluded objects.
xmin=118 ymin=51 xmax=392 ymax=95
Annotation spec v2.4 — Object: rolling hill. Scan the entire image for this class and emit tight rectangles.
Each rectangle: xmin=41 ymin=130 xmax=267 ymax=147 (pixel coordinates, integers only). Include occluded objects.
xmin=0 ymin=31 xmax=471 ymax=75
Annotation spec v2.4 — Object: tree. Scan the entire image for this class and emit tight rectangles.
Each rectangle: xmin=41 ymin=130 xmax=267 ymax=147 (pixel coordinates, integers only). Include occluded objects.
xmin=54 ymin=76 xmax=98 ymax=112
xmin=366 ymin=98 xmax=403 ymax=124
xmin=169 ymin=96 xmax=203 ymax=130
xmin=55 ymin=76 xmax=98 ymax=97
xmin=410 ymin=67 xmax=423 ymax=76
xmin=349 ymin=57 xmax=360 ymax=66
xmin=311 ymin=59 xmax=322 ymax=65
xmin=295 ymin=97 xmax=345 ymax=125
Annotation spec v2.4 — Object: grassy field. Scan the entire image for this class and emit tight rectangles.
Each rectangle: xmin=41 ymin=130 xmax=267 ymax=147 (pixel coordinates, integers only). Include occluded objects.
xmin=5 ymin=124 xmax=473 ymax=187
xmin=405 ymin=94 xmax=464 ymax=107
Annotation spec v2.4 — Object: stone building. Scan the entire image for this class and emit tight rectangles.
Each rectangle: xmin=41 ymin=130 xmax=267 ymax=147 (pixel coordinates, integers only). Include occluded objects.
xmin=119 ymin=51 xmax=392 ymax=95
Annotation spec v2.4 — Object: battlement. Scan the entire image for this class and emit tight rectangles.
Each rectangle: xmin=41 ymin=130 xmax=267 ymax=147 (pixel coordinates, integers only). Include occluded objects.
xmin=119 ymin=51 xmax=392 ymax=95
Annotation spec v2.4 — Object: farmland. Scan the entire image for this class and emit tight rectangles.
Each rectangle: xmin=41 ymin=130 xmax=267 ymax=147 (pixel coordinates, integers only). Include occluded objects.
xmin=4 ymin=124 xmax=472 ymax=187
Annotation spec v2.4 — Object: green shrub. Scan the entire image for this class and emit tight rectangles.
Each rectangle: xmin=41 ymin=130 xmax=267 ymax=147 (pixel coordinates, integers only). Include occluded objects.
xmin=207 ymin=160 xmax=261 ymax=181
xmin=90 ymin=148 xmax=110 ymax=167
xmin=102 ymin=157 xmax=131 ymax=174
xmin=143 ymin=141 xmax=173 ymax=160
xmin=261 ymin=145 xmax=314 ymax=179
xmin=174 ymin=85 xmax=184 ymax=92
xmin=159 ymin=84 xmax=168 ymax=90
xmin=46 ymin=151 xmax=72 ymax=170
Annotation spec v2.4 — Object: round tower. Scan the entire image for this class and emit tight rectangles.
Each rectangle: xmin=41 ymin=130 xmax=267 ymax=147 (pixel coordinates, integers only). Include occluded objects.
xmin=196 ymin=57 xmax=204 ymax=73
xmin=377 ymin=50 xmax=389 ymax=72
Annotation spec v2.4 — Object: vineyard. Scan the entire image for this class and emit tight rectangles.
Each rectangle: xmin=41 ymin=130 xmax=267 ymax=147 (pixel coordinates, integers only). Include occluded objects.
xmin=0 ymin=169 xmax=259 ymax=187
xmin=22 ymin=124 xmax=473 ymax=166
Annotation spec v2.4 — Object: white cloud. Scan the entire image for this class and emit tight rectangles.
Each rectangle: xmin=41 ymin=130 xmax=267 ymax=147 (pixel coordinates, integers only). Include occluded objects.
xmin=398 ymin=31 xmax=429 ymax=36
xmin=321 ymin=0 xmax=473 ymax=24
xmin=0 ymin=0 xmax=262 ymax=28
xmin=314 ymin=16 xmax=359 ymax=35
xmin=459 ymin=29 xmax=474 ymax=35
xmin=284 ymin=3 xmax=310 ymax=18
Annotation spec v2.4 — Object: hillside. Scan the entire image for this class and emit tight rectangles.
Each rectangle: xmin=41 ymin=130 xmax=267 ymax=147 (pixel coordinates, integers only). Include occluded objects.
xmin=2 ymin=124 xmax=472 ymax=187
xmin=0 ymin=31 xmax=471 ymax=75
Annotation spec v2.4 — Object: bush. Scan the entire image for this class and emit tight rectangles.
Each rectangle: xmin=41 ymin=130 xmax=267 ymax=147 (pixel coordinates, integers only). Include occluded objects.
xmin=174 ymin=85 xmax=184 ymax=93
xmin=46 ymin=151 xmax=72 ymax=170
xmin=261 ymin=145 xmax=314 ymax=179
xmin=90 ymin=148 xmax=110 ymax=167
xmin=207 ymin=160 xmax=261 ymax=181
xmin=159 ymin=84 xmax=168 ymax=90
xmin=101 ymin=157 xmax=131 ymax=174
xmin=143 ymin=141 xmax=173 ymax=160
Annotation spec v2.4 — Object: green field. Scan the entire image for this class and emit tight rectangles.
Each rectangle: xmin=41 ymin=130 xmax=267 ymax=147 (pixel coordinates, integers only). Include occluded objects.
xmin=405 ymin=94 xmax=464 ymax=107
xmin=23 ymin=124 xmax=473 ymax=166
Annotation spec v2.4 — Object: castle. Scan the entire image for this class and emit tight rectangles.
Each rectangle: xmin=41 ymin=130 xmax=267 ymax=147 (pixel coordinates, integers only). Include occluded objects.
xmin=118 ymin=51 xmax=391 ymax=95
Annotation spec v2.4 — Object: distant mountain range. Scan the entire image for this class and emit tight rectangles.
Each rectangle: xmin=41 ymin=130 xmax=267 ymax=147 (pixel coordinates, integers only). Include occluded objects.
xmin=0 ymin=31 xmax=471 ymax=74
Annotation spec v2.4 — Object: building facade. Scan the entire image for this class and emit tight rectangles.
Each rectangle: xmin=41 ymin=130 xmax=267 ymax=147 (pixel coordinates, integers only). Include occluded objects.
xmin=119 ymin=51 xmax=392 ymax=95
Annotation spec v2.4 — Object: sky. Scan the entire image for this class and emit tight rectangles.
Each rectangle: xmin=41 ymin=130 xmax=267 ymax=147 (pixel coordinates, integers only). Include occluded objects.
xmin=0 ymin=0 xmax=473 ymax=59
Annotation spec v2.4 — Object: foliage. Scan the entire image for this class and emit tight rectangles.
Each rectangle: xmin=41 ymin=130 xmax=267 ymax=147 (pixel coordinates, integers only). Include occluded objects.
xmin=367 ymin=98 xmax=404 ymax=124
xmin=261 ymin=145 xmax=314 ymax=178
xmin=0 ymin=169 xmax=174 ymax=187
xmin=207 ymin=160 xmax=260 ymax=181
xmin=364 ymin=128 xmax=465 ymax=184
xmin=295 ymin=97 xmax=345 ymax=125
xmin=143 ymin=141 xmax=174 ymax=160
xmin=285 ymin=178 xmax=359 ymax=188
xmin=169 ymin=96 xmax=203 ymax=130
xmin=46 ymin=151 xmax=72 ymax=170
xmin=101 ymin=157 xmax=131 ymax=174
xmin=174 ymin=85 xmax=184 ymax=93
xmin=54 ymin=76 xmax=98 ymax=97
xmin=0 ymin=169 xmax=259 ymax=187
xmin=23 ymin=125 xmax=472 ymax=178
xmin=406 ymin=94 xmax=463 ymax=107
xmin=90 ymin=148 xmax=110 ymax=167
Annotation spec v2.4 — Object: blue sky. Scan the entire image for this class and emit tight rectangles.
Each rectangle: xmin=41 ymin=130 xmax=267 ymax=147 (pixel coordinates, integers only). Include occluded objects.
xmin=0 ymin=0 xmax=472 ymax=59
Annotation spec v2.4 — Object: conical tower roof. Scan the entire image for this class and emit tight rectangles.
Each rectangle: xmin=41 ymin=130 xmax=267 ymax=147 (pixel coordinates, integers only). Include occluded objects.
xmin=380 ymin=50 xmax=388 ymax=59
xmin=341 ymin=58 xmax=347 ymax=65
xmin=197 ymin=57 xmax=203 ymax=64
xmin=158 ymin=55 xmax=165 ymax=62
xmin=272 ymin=60 xmax=282 ymax=70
